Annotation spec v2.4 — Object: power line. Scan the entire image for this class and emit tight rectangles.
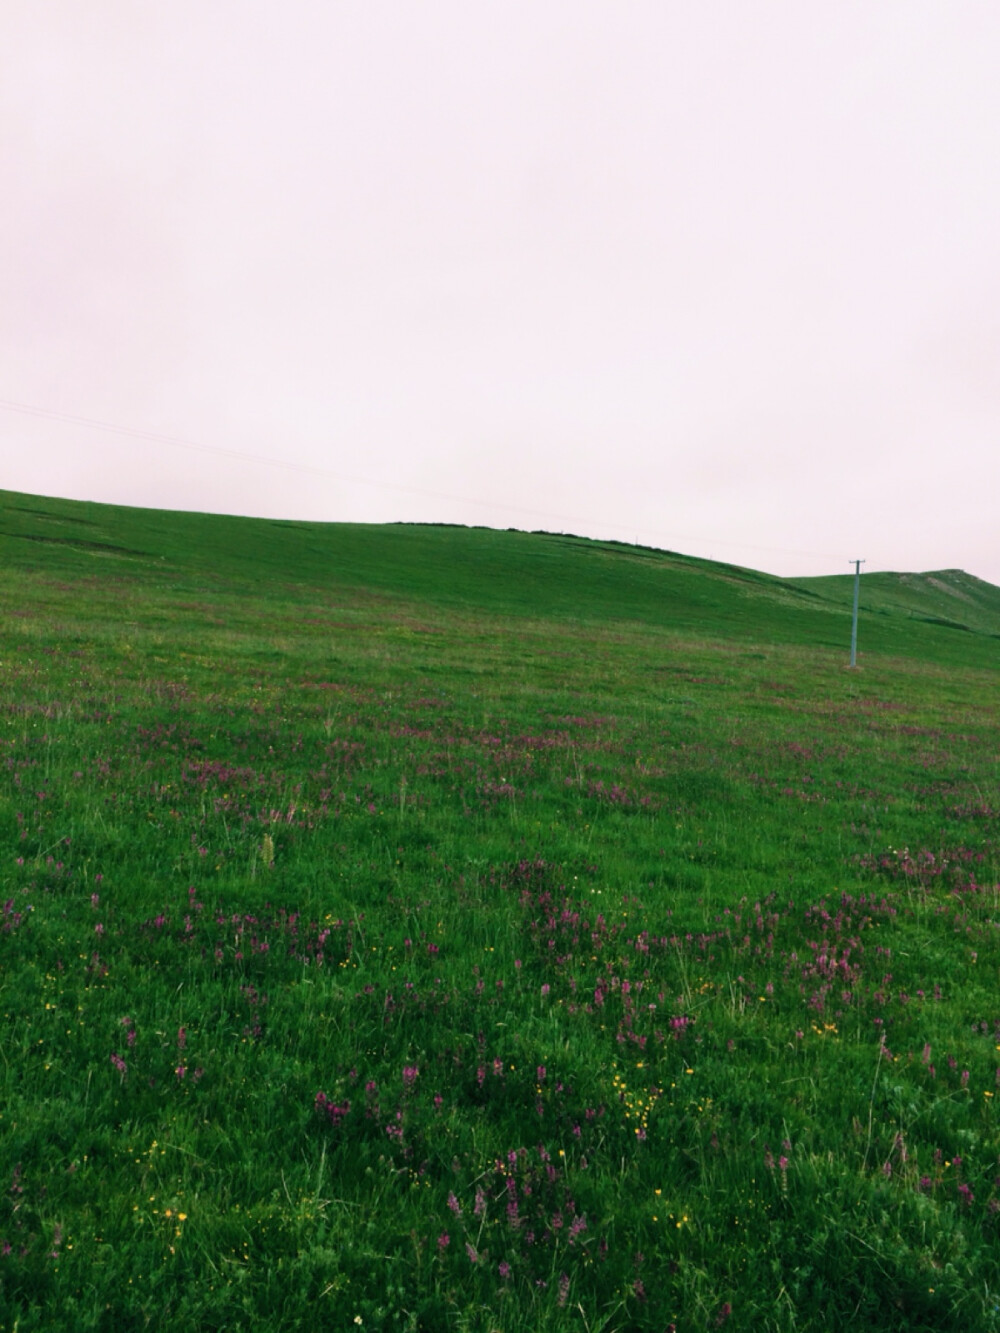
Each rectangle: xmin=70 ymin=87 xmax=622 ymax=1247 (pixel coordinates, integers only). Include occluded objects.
xmin=0 ymin=394 xmax=847 ymax=564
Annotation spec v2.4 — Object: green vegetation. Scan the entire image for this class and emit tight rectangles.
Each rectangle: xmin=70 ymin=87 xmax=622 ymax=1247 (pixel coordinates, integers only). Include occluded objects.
xmin=2 ymin=488 xmax=1000 ymax=1331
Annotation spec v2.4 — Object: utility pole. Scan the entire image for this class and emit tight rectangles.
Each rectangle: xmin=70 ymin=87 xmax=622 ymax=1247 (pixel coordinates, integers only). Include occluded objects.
xmin=849 ymin=559 xmax=865 ymax=667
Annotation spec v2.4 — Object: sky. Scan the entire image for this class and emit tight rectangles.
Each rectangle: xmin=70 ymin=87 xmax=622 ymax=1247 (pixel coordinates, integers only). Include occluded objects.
xmin=3 ymin=2 xmax=1000 ymax=582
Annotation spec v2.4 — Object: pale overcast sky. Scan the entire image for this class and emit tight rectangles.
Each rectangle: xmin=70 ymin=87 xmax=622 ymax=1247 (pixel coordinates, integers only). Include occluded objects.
xmin=3 ymin=2 xmax=1000 ymax=580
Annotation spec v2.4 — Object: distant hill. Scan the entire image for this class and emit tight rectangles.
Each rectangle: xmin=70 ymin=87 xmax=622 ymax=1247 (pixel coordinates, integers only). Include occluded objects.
xmin=2 ymin=488 xmax=998 ymax=671
xmin=792 ymin=568 xmax=1000 ymax=639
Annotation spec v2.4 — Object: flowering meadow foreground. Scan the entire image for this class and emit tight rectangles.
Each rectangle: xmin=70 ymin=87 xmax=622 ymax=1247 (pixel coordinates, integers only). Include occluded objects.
xmin=2 ymin=504 xmax=1000 ymax=1330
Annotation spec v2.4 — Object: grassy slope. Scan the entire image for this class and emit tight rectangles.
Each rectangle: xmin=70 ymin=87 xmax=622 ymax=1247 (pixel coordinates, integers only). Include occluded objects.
xmin=2 ymin=488 xmax=1000 ymax=1333
xmin=794 ymin=568 xmax=1000 ymax=640
xmin=3 ymin=489 xmax=1000 ymax=669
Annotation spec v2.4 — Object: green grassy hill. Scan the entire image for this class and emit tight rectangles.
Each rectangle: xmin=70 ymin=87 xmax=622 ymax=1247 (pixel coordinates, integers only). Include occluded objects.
xmin=2 ymin=488 xmax=998 ymax=670
xmin=4 ymin=487 xmax=1000 ymax=1330
xmin=794 ymin=567 xmax=1000 ymax=639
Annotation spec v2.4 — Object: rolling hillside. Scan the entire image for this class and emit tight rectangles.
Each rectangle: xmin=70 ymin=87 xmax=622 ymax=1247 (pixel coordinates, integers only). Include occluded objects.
xmin=2 ymin=488 xmax=999 ymax=670
xmin=4 ymin=485 xmax=1000 ymax=1330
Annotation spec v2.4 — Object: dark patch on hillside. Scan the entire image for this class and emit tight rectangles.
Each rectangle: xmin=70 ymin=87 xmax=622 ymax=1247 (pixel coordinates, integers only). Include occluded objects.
xmin=8 ymin=506 xmax=102 ymax=527
xmin=5 ymin=533 xmax=147 ymax=557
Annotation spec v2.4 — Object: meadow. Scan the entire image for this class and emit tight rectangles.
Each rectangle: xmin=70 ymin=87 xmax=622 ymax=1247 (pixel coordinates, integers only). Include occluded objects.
xmin=2 ymin=490 xmax=1000 ymax=1331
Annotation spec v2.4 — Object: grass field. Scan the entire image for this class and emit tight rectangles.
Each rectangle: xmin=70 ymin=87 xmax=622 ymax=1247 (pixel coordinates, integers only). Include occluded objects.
xmin=2 ymin=488 xmax=1000 ymax=1331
